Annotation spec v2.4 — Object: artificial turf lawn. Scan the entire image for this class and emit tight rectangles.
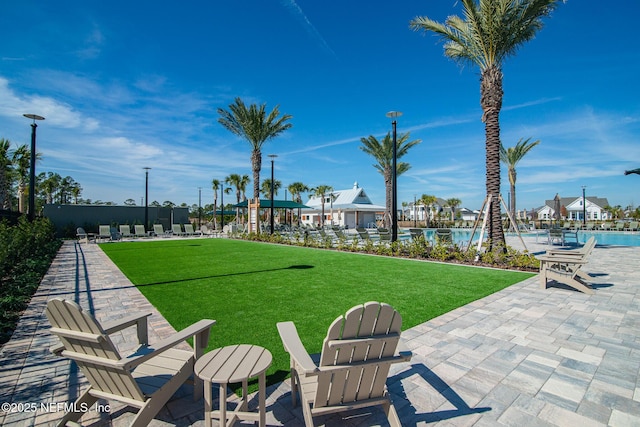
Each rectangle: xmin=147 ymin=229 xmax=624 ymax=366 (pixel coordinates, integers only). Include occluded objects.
xmin=100 ymin=238 xmax=534 ymax=389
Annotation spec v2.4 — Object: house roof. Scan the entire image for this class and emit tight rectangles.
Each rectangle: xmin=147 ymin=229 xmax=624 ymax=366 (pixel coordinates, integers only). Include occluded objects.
xmin=538 ymin=196 xmax=610 ymax=212
xmin=303 ymin=182 xmax=385 ymax=211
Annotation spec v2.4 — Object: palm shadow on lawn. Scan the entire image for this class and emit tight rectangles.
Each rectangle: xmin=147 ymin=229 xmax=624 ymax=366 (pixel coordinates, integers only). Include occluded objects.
xmin=137 ymin=264 xmax=314 ymax=287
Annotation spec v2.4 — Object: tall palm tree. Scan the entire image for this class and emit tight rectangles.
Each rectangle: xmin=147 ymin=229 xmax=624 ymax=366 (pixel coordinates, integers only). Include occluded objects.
xmin=288 ymin=182 xmax=309 ymax=226
xmin=0 ymin=138 xmax=13 ymax=210
xmin=217 ymin=97 xmax=293 ymax=200
xmin=312 ymin=185 xmax=333 ymax=228
xmin=445 ymin=197 xmax=462 ymax=221
xmin=419 ymin=194 xmax=437 ymax=228
xmin=360 ymin=132 xmax=421 ymax=228
xmin=411 ymin=0 xmax=563 ymax=249
xmin=500 ymin=137 xmax=540 ymax=222
xmin=211 ymin=179 xmax=221 ymax=229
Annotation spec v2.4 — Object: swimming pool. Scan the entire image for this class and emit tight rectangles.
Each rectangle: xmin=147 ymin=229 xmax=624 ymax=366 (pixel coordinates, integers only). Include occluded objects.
xmin=404 ymin=228 xmax=640 ymax=247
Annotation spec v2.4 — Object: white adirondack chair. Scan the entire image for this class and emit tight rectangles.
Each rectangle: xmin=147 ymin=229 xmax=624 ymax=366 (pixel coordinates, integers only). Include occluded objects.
xmin=277 ymin=301 xmax=412 ymax=426
xmin=45 ymin=298 xmax=215 ymax=427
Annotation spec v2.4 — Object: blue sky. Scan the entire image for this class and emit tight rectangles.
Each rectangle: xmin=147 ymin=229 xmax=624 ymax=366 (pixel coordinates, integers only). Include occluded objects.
xmin=1 ymin=0 xmax=639 ymax=213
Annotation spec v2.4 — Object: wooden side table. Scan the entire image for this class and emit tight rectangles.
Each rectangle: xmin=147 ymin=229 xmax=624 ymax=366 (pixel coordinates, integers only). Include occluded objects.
xmin=195 ymin=344 xmax=272 ymax=427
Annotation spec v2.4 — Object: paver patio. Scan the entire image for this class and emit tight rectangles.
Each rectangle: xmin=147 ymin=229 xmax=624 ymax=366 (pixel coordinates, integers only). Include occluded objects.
xmin=1 ymin=236 xmax=639 ymax=426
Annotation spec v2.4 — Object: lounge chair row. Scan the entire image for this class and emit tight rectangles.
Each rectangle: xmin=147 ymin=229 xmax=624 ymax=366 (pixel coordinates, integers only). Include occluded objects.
xmin=46 ymin=299 xmax=411 ymax=427
xmin=77 ymin=224 xmax=224 ymax=242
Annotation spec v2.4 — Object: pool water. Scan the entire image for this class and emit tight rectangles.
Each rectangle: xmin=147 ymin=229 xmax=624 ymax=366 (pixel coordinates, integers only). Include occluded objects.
xmin=404 ymin=229 xmax=640 ymax=247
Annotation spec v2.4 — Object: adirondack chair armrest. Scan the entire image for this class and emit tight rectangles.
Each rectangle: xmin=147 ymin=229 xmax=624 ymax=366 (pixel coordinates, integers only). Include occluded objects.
xmin=277 ymin=321 xmax=318 ymax=374
xmin=121 ymin=319 xmax=216 ymax=370
xmin=102 ymin=312 xmax=153 ymax=345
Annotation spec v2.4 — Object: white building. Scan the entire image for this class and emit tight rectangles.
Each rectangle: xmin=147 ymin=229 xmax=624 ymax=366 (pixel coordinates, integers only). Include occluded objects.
xmin=300 ymin=182 xmax=385 ymax=228
xmin=536 ymin=196 xmax=611 ymax=221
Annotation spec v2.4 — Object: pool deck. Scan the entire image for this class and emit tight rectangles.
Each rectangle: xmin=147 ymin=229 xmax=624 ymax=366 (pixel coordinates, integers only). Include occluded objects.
xmin=1 ymin=236 xmax=639 ymax=426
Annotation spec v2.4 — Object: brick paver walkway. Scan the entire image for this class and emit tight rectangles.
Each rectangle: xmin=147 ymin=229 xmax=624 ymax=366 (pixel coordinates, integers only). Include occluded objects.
xmin=1 ymin=236 xmax=639 ymax=426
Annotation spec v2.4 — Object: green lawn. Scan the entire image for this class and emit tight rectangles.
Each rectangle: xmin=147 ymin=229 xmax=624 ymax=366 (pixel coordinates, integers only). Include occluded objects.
xmin=100 ymin=238 xmax=533 ymax=388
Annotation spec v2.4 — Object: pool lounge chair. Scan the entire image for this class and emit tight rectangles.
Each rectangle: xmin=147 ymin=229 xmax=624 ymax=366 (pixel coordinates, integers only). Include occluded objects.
xmin=96 ymin=225 xmax=114 ymax=242
xmin=119 ymin=224 xmax=133 ymax=239
xmin=277 ymin=301 xmax=412 ymax=427
xmin=134 ymin=225 xmax=147 ymax=238
xmin=153 ymin=224 xmax=169 ymax=237
xmin=45 ymin=298 xmax=215 ymax=427
xmin=409 ymin=228 xmax=425 ymax=242
xmin=183 ymin=223 xmax=196 ymax=236
xmin=435 ymin=228 xmax=453 ymax=245
xmin=172 ymin=224 xmax=185 ymax=236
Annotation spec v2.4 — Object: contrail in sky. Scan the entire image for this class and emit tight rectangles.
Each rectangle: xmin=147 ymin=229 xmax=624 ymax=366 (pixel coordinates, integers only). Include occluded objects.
xmin=281 ymin=0 xmax=337 ymax=59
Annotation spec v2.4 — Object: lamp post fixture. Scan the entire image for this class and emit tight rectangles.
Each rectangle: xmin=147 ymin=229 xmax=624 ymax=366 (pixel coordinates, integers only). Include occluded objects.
xmin=23 ymin=114 xmax=45 ymax=221
xmin=143 ymin=167 xmax=151 ymax=230
xmin=386 ymin=111 xmax=403 ymax=242
xmin=582 ymin=185 xmax=587 ymax=226
xmin=268 ymin=154 xmax=278 ymax=234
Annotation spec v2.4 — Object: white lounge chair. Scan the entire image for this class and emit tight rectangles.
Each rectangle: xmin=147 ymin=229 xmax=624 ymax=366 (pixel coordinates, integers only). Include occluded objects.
xmin=277 ymin=301 xmax=412 ymax=427
xmin=134 ymin=225 xmax=147 ymax=238
xmin=45 ymin=298 xmax=215 ymax=427
xmin=97 ymin=225 xmax=113 ymax=242
xmin=119 ymin=224 xmax=133 ymax=239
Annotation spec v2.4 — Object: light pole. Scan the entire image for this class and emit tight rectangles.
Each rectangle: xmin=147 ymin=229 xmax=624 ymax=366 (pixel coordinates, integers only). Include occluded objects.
xmin=220 ymin=183 xmax=224 ymax=230
xmin=143 ymin=167 xmax=151 ymax=230
xmin=386 ymin=111 xmax=403 ymax=242
xmin=582 ymin=186 xmax=587 ymax=226
xmin=413 ymin=194 xmax=417 ymax=227
xmin=198 ymin=187 xmax=202 ymax=228
xmin=268 ymin=154 xmax=278 ymax=234
xmin=23 ymin=114 xmax=45 ymax=221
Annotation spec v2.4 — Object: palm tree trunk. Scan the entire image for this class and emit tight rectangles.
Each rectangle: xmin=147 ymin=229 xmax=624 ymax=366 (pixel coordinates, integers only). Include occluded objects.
xmin=384 ymin=169 xmax=392 ymax=229
xmin=251 ymin=149 xmax=262 ymax=200
xmin=481 ymin=65 xmax=506 ymax=250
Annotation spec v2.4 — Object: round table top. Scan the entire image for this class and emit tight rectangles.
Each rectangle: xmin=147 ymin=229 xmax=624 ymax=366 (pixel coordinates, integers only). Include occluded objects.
xmin=195 ymin=344 xmax=272 ymax=384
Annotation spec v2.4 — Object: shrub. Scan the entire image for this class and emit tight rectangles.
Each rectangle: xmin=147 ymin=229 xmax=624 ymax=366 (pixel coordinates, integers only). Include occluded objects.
xmin=0 ymin=217 xmax=61 ymax=344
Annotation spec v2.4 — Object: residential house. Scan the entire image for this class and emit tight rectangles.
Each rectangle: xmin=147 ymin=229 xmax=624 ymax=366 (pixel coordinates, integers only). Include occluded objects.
xmin=300 ymin=182 xmax=385 ymax=228
xmin=536 ymin=196 xmax=611 ymax=221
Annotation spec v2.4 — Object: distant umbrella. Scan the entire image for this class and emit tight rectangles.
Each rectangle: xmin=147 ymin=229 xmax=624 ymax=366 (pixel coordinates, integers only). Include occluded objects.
xmin=624 ymin=168 xmax=640 ymax=175
xmin=553 ymin=193 xmax=561 ymax=222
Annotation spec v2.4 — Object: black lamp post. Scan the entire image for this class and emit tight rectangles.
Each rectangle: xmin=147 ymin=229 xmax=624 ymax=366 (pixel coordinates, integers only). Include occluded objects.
xmin=220 ymin=183 xmax=224 ymax=230
xmin=269 ymin=154 xmax=277 ymax=234
xmin=198 ymin=187 xmax=202 ymax=228
xmin=386 ymin=111 xmax=403 ymax=242
xmin=143 ymin=167 xmax=151 ymax=230
xmin=23 ymin=114 xmax=45 ymax=221
xmin=582 ymin=185 xmax=587 ymax=226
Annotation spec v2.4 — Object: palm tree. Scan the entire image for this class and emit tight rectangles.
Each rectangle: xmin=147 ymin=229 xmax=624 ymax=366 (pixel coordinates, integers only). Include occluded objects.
xmin=226 ymin=173 xmax=248 ymax=223
xmin=217 ymin=97 xmax=293 ymax=200
xmin=411 ymin=0 xmax=563 ymax=250
xmin=0 ymin=138 xmax=13 ymax=210
xmin=445 ymin=197 xmax=462 ymax=222
xmin=360 ymin=132 xmax=421 ymax=228
xmin=11 ymin=144 xmax=37 ymax=213
xmin=288 ymin=182 xmax=309 ymax=226
xmin=419 ymin=194 xmax=437 ymax=228
xmin=500 ymin=138 xmax=540 ymax=222
xmin=312 ymin=185 xmax=333 ymax=228
xmin=211 ymin=179 xmax=221 ymax=229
